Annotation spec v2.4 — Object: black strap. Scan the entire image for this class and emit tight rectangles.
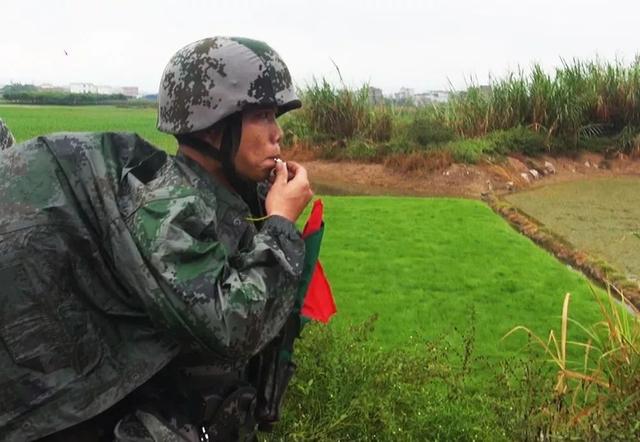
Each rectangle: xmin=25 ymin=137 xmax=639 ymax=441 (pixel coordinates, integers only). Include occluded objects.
xmin=178 ymin=114 xmax=264 ymax=219
xmin=219 ymin=115 xmax=264 ymax=220
xmin=177 ymin=134 xmax=224 ymax=162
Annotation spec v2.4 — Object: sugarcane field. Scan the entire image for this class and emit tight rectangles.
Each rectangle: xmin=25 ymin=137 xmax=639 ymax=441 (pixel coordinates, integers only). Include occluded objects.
xmin=2 ymin=1 xmax=640 ymax=441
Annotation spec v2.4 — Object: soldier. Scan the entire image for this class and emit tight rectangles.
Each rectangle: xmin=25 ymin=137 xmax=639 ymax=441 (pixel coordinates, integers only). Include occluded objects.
xmin=0 ymin=118 xmax=15 ymax=150
xmin=0 ymin=37 xmax=312 ymax=441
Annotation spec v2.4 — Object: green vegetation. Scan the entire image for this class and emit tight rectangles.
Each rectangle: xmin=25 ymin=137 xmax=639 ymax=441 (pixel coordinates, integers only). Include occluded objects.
xmin=307 ymin=197 xmax=602 ymax=358
xmin=0 ymin=83 xmax=153 ymax=106
xmin=266 ymin=315 xmax=512 ymax=441
xmin=0 ymin=105 xmax=176 ymax=152
xmin=2 ymin=90 xmax=130 ymax=105
xmin=505 ymin=178 xmax=640 ymax=280
xmin=437 ymin=59 xmax=640 ymax=153
xmin=280 ymin=58 xmax=640 ymax=164
xmin=264 ymin=196 xmax=630 ymax=440
xmin=505 ymin=289 xmax=640 ymax=440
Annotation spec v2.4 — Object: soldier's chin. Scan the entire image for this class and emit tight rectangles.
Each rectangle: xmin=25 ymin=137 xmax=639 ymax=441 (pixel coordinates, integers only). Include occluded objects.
xmin=241 ymin=168 xmax=270 ymax=183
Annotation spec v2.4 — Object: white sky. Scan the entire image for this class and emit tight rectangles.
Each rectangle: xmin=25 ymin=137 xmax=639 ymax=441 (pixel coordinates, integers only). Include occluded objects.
xmin=1 ymin=0 xmax=638 ymax=95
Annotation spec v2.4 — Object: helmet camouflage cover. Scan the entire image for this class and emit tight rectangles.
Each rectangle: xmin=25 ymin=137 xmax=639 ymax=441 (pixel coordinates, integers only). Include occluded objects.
xmin=157 ymin=37 xmax=301 ymax=134
xmin=0 ymin=118 xmax=15 ymax=150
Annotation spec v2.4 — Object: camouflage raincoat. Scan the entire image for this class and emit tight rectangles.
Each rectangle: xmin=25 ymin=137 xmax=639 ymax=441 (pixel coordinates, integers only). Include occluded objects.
xmin=0 ymin=132 xmax=304 ymax=441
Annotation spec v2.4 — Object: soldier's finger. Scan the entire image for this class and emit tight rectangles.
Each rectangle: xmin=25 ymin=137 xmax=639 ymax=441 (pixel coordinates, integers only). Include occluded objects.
xmin=289 ymin=164 xmax=308 ymax=184
xmin=274 ymin=161 xmax=288 ymax=185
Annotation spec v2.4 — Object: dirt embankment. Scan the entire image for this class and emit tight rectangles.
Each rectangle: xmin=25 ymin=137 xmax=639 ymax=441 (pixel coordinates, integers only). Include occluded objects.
xmin=295 ymin=151 xmax=640 ymax=198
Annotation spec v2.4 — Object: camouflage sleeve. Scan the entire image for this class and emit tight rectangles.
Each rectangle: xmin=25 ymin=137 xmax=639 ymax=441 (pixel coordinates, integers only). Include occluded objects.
xmin=130 ymin=193 xmax=304 ymax=362
xmin=0 ymin=118 xmax=15 ymax=150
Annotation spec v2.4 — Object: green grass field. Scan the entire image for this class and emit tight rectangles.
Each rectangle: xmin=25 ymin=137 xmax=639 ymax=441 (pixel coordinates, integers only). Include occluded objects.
xmin=279 ymin=196 xmax=611 ymax=440
xmin=319 ymin=196 xmax=603 ymax=365
xmin=0 ymin=104 xmax=177 ymax=152
xmin=506 ymin=178 xmax=640 ymax=280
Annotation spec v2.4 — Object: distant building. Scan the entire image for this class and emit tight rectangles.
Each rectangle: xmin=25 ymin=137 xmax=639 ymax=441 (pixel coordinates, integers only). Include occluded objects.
xmin=415 ymin=90 xmax=451 ymax=105
xmin=97 ymin=85 xmax=115 ymax=95
xmin=70 ymin=82 xmax=97 ymax=94
xmin=119 ymin=86 xmax=139 ymax=98
xmin=394 ymin=87 xmax=415 ymax=103
xmin=68 ymin=82 xmax=139 ymax=97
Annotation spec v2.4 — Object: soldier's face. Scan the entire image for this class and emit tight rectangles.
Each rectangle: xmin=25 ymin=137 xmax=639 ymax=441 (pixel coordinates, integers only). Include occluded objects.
xmin=234 ymin=107 xmax=283 ymax=182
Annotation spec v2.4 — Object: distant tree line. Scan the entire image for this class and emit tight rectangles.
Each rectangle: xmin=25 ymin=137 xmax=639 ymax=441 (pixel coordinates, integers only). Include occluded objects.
xmin=3 ymin=91 xmax=129 ymax=105
xmin=2 ymin=83 xmax=39 ymax=95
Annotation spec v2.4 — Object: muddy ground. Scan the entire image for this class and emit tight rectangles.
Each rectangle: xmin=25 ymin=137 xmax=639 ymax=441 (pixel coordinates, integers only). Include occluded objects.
xmin=294 ymin=151 xmax=640 ymax=198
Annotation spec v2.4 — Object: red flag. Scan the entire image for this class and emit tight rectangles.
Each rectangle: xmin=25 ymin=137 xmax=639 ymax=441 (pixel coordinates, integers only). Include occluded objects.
xmin=302 ymin=199 xmax=324 ymax=238
xmin=299 ymin=199 xmax=336 ymax=323
xmin=301 ymin=261 xmax=336 ymax=323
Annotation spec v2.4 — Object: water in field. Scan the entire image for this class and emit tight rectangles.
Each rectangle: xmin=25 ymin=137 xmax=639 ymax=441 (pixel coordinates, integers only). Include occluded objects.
xmin=505 ymin=177 xmax=640 ymax=280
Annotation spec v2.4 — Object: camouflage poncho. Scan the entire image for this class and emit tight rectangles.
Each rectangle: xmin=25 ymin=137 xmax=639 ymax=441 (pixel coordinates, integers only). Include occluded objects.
xmin=0 ymin=132 xmax=304 ymax=441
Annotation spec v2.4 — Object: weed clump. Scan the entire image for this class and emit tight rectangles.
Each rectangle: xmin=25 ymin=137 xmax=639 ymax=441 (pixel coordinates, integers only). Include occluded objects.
xmin=505 ymin=288 xmax=640 ymax=440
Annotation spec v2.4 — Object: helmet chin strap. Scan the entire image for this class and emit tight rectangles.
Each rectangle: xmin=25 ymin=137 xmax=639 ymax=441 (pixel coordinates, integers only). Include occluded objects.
xmin=221 ymin=115 xmax=264 ymax=218
xmin=180 ymin=114 xmax=263 ymax=217
xmin=219 ymin=113 xmax=249 ymax=193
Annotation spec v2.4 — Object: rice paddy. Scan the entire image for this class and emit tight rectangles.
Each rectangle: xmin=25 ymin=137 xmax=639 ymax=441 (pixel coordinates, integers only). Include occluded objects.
xmin=505 ymin=177 xmax=640 ymax=281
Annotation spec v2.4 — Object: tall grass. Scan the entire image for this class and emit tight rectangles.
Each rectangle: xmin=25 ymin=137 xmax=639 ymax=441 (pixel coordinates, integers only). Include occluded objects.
xmin=295 ymin=79 xmax=394 ymax=144
xmin=506 ymin=287 xmax=640 ymax=439
xmin=440 ymin=58 xmax=640 ymax=150
xmin=282 ymin=57 xmax=640 ymax=164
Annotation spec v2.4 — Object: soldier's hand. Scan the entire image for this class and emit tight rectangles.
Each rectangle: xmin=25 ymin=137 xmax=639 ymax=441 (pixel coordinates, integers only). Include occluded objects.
xmin=266 ymin=161 xmax=313 ymax=222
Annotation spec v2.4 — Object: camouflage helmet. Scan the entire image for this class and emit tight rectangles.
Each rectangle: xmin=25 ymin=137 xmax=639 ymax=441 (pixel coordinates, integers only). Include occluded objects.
xmin=0 ymin=118 xmax=15 ymax=150
xmin=157 ymin=37 xmax=301 ymax=134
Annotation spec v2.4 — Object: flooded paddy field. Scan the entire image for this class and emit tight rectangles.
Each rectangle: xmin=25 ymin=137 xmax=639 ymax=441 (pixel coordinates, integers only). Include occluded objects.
xmin=505 ymin=177 xmax=640 ymax=281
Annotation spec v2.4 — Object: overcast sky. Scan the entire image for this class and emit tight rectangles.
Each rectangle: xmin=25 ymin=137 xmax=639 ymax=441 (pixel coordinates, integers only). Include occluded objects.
xmin=1 ymin=0 xmax=638 ymax=95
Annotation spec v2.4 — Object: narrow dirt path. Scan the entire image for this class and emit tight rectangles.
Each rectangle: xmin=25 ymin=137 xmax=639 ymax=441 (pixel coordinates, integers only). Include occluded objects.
xmin=299 ymin=153 xmax=640 ymax=198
